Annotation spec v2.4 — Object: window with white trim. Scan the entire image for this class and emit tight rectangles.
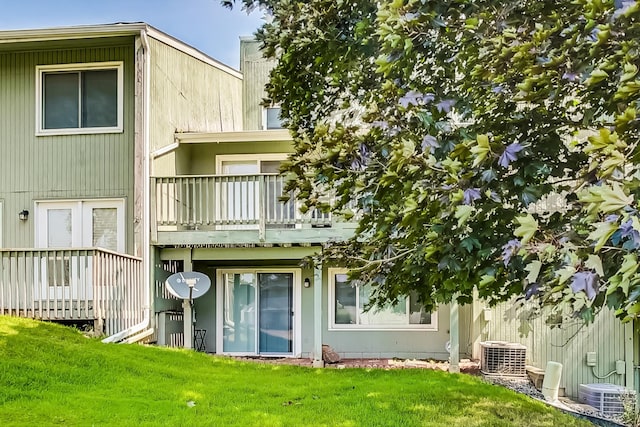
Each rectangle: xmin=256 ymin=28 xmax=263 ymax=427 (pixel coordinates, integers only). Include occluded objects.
xmin=329 ymin=269 xmax=437 ymax=330
xmin=36 ymin=62 xmax=124 ymax=135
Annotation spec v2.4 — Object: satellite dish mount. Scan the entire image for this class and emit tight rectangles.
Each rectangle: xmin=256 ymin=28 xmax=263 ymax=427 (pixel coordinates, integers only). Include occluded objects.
xmin=165 ymin=271 xmax=211 ymax=350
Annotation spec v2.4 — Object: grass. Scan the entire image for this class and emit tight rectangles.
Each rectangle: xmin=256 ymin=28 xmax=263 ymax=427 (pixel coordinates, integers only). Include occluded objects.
xmin=0 ymin=316 xmax=591 ymax=427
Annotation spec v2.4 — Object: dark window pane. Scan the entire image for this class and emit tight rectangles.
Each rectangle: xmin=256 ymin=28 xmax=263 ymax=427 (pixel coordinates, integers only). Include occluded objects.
xmin=82 ymin=70 xmax=118 ymax=128
xmin=335 ymin=274 xmax=356 ymax=324
xmin=266 ymin=107 xmax=283 ymax=129
xmin=43 ymin=73 xmax=79 ymax=129
xmin=409 ymin=292 xmax=431 ymax=324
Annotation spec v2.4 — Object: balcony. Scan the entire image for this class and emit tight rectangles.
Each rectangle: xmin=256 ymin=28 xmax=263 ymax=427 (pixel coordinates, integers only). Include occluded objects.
xmin=152 ymin=175 xmax=356 ymax=246
xmin=0 ymin=248 xmax=144 ymax=336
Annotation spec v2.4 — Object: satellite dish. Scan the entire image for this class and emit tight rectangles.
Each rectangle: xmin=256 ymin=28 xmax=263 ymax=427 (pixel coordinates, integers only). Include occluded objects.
xmin=165 ymin=272 xmax=211 ymax=300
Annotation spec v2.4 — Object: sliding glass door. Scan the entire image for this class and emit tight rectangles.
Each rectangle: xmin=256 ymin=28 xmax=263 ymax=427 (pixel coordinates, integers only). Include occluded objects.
xmin=219 ymin=270 xmax=297 ymax=355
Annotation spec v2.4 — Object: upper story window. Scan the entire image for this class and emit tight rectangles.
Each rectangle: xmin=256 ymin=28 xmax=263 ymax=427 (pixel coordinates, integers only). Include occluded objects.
xmin=36 ymin=62 xmax=124 ymax=135
xmin=264 ymin=106 xmax=283 ymax=130
xmin=329 ymin=269 xmax=437 ymax=331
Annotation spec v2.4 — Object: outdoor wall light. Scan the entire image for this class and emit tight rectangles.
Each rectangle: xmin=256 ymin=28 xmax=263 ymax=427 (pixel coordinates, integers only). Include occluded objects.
xmin=304 ymin=278 xmax=311 ymax=288
xmin=18 ymin=210 xmax=29 ymax=221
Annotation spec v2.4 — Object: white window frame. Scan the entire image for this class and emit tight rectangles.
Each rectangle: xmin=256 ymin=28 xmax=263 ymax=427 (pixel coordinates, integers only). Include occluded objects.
xmin=35 ymin=61 xmax=124 ymax=136
xmin=34 ymin=198 xmax=126 ymax=252
xmin=215 ymin=268 xmax=302 ymax=357
xmin=328 ymin=268 xmax=438 ymax=331
xmin=215 ymin=153 xmax=288 ymax=174
xmin=0 ymin=200 xmax=3 ymax=248
xmin=262 ymin=106 xmax=283 ymax=130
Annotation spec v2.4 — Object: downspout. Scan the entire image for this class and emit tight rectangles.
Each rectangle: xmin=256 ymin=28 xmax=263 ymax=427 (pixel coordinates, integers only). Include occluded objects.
xmin=103 ymin=28 xmax=153 ymax=343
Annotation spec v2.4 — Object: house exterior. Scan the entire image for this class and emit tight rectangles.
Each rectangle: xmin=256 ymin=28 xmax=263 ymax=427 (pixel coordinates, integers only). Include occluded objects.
xmin=0 ymin=24 xmax=637 ymax=401
xmin=0 ymin=23 xmax=242 ymax=337
xmin=152 ymin=38 xmax=472 ymax=366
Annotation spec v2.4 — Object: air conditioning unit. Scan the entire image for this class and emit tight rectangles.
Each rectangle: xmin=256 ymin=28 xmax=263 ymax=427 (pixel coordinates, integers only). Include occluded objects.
xmin=578 ymin=383 xmax=635 ymax=417
xmin=480 ymin=341 xmax=527 ymax=377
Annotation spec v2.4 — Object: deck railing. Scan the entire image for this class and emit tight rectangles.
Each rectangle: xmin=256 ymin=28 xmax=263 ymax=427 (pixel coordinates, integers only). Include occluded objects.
xmin=153 ymin=174 xmax=332 ymax=234
xmin=0 ymin=248 xmax=143 ymax=336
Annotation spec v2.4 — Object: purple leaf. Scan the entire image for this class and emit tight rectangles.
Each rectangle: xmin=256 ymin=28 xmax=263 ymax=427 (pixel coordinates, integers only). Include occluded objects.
xmin=501 ymin=239 xmax=521 ymax=267
xmin=562 ymin=71 xmax=579 ymax=82
xmin=436 ymin=99 xmax=456 ymax=113
xmin=619 ymin=219 xmax=640 ymax=248
xmin=421 ymin=135 xmax=438 ymax=153
xmin=498 ymin=143 xmax=524 ymax=168
xmin=570 ymin=271 xmax=599 ymax=300
xmin=463 ymin=188 xmax=481 ymax=205
xmin=605 ymin=214 xmax=620 ymax=223
xmin=399 ymin=91 xmax=434 ymax=108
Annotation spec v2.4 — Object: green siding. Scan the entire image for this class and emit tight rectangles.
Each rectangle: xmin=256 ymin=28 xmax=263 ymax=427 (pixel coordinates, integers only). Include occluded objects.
xmin=0 ymin=42 xmax=136 ymax=252
xmin=149 ymin=38 xmax=243 ymax=177
xmin=486 ymin=301 xmax=630 ymax=398
xmin=240 ymin=39 xmax=275 ymax=131
xmin=161 ymin=247 xmax=469 ymax=359
xmin=176 ymin=141 xmax=292 ymax=175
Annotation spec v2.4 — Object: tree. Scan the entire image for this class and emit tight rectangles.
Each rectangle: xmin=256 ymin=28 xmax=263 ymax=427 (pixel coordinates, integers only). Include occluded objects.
xmin=225 ymin=0 xmax=640 ymax=322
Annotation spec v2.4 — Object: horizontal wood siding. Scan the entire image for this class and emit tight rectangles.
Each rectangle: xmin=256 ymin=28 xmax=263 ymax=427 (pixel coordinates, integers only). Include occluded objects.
xmin=0 ymin=42 xmax=136 ymax=251
xmin=149 ymin=38 xmax=243 ymax=176
xmin=240 ymin=39 xmax=275 ymax=131
xmin=485 ymin=300 xmax=628 ymax=398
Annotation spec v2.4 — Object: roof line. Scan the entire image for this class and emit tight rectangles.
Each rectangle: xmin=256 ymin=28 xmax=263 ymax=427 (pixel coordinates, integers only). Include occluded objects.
xmin=175 ymin=129 xmax=292 ymax=143
xmin=0 ymin=22 xmax=242 ymax=79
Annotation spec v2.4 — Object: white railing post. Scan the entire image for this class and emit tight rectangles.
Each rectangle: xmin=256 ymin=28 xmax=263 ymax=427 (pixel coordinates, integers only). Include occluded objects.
xmin=259 ymin=174 xmax=266 ymax=241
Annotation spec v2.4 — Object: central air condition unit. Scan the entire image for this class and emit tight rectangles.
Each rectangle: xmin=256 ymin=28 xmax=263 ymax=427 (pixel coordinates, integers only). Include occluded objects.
xmin=578 ymin=383 xmax=635 ymax=417
xmin=480 ymin=341 xmax=527 ymax=377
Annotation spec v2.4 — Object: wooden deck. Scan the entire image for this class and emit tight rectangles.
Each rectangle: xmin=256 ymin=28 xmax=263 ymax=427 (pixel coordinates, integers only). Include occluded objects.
xmin=0 ymin=248 xmax=144 ymax=336
xmin=151 ymin=174 xmax=359 ymax=243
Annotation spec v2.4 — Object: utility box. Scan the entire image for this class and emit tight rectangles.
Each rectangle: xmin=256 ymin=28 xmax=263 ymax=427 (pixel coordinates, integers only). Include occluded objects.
xmin=480 ymin=341 xmax=527 ymax=377
xmin=578 ymin=383 xmax=635 ymax=417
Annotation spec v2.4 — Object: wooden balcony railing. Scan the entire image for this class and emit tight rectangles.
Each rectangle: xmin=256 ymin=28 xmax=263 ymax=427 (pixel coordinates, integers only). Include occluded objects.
xmin=0 ymin=248 xmax=143 ymax=336
xmin=153 ymin=175 xmax=333 ymax=237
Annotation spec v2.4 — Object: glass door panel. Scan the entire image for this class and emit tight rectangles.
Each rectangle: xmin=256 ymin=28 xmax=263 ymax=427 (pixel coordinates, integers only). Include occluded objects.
xmin=258 ymin=273 xmax=293 ymax=354
xmin=222 ymin=273 xmax=256 ymax=353
xmin=219 ymin=161 xmax=259 ymax=227
xmin=47 ymin=209 xmax=73 ymax=247
xmin=219 ymin=270 xmax=295 ymax=355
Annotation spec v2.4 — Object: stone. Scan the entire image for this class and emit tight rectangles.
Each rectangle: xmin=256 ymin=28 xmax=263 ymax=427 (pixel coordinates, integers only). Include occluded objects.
xmin=322 ymin=344 xmax=341 ymax=364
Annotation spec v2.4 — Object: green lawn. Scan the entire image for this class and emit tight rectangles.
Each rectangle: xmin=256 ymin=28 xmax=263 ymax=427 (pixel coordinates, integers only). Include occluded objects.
xmin=0 ymin=316 xmax=590 ymax=427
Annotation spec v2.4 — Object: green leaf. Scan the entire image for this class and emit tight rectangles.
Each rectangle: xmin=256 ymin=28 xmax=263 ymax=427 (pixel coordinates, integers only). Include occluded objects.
xmin=585 ymin=255 xmax=604 ymax=276
xmin=556 ymin=266 xmax=576 ymax=285
xmin=514 ymin=214 xmax=538 ymax=244
xmin=525 ymin=260 xmax=542 ymax=283
xmin=479 ymin=274 xmax=495 ymax=286
xmin=621 ymin=63 xmax=638 ymax=82
xmin=454 ymin=205 xmax=475 ymax=228
xmin=585 ymin=68 xmax=608 ymax=86
xmin=471 ymin=134 xmax=491 ymax=167
xmin=599 ymin=183 xmax=633 ymax=213
xmin=460 ymin=237 xmax=480 ymax=253
xmin=587 ymin=221 xmax=618 ymax=252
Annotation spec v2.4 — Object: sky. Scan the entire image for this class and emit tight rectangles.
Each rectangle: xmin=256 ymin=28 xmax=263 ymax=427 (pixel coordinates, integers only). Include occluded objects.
xmin=0 ymin=0 xmax=265 ymax=69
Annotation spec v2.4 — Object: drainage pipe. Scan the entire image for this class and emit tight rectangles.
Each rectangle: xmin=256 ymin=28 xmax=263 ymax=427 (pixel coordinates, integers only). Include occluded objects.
xmin=103 ymin=27 xmax=153 ymax=343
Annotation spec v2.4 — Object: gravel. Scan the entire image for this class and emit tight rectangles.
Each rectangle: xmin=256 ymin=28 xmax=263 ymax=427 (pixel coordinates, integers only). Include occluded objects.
xmin=483 ymin=375 xmax=628 ymax=427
